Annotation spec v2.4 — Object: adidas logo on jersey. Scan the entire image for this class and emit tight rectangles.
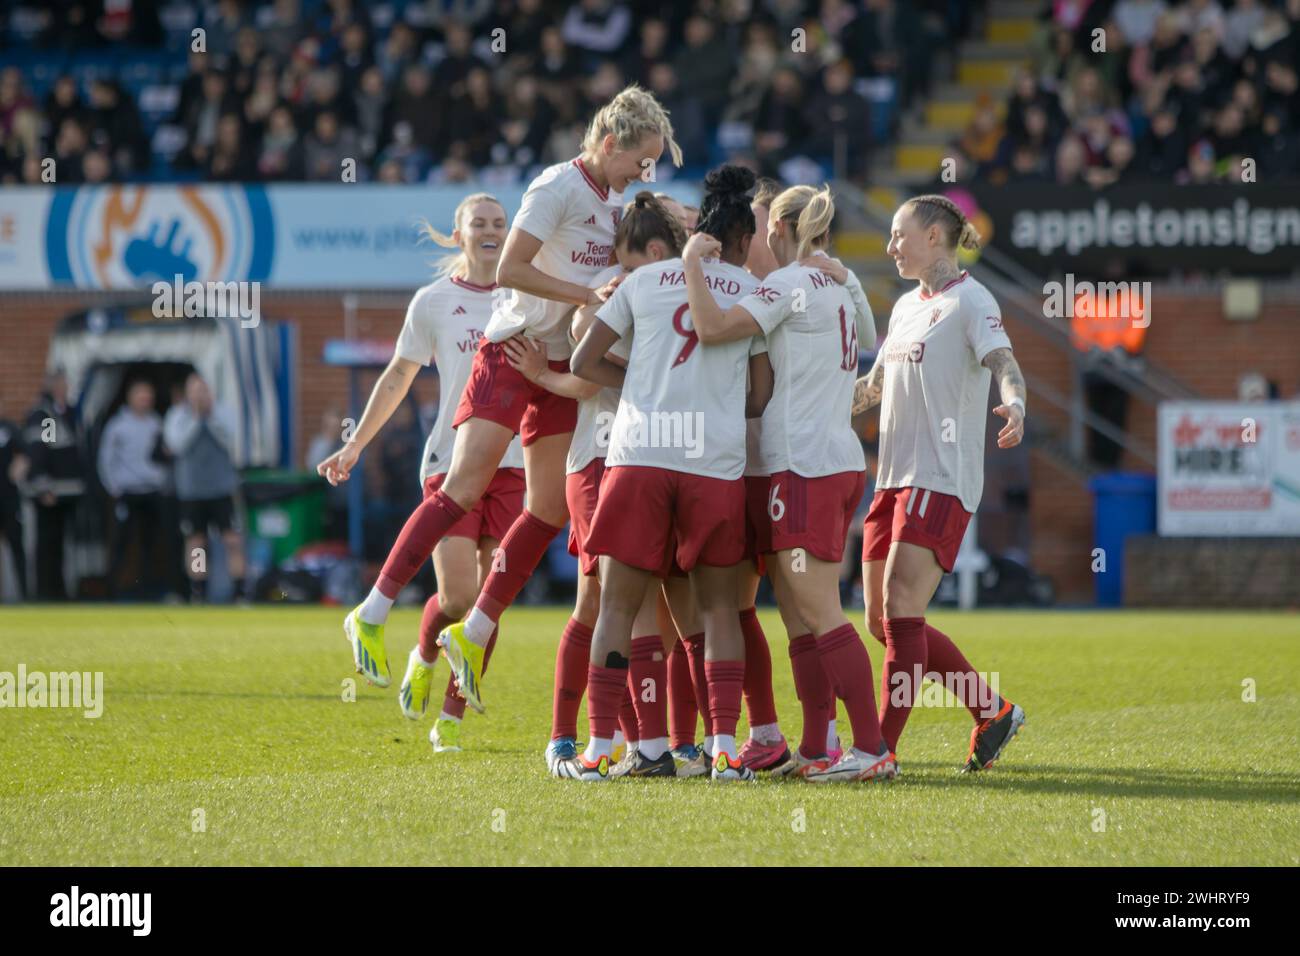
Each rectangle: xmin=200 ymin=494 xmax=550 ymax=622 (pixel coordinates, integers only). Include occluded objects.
xmin=584 ymin=214 xmax=597 ymax=225
xmin=453 ymin=305 xmax=467 ymax=315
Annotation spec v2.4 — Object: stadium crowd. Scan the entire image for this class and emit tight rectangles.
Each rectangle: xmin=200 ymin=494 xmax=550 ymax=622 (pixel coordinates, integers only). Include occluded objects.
xmin=0 ymin=0 xmax=973 ymax=187
xmin=959 ymin=0 xmax=1300 ymax=185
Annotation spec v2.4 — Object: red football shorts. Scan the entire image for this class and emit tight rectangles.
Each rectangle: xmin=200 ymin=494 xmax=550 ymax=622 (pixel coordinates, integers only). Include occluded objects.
xmin=862 ymin=486 xmax=972 ymax=573
xmin=423 ymin=467 xmax=526 ymax=543
xmin=452 ymin=340 xmax=578 ymax=445
xmin=585 ymin=465 xmax=746 ymax=577
xmin=765 ymin=469 xmax=866 ymax=563
xmin=565 ymin=457 xmax=605 ymax=577
xmin=743 ymin=474 xmax=770 ymax=573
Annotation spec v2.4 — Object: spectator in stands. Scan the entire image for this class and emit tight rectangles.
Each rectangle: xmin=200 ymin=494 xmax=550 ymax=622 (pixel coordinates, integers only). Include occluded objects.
xmin=806 ymin=58 xmax=873 ymax=179
xmin=44 ymin=76 xmax=87 ymax=139
xmin=957 ymin=94 xmax=1006 ymax=171
xmin=434 ymin=21 xmax=488 ymax=97
xmin=1136 ymin=99 xmax=1191 ymax=177
xmin=260 ymin=0 xmax=308 ymax=61
xmin=99 ymin=380 xmax=168 ymax=600
xmin=495 ymin=73 xmax=554 ymax=174
xmin=303 ymin=109 xmax=359 ymax=181
xmin=753 ymin=67 xmax=810 ymax=179
xmin=1258 ymin=107 xmax=1300 ymax=177
xmin=645 ymin=62 xmax=706 ymax=170
xmin=87 ymin=78 xmax=147 ymax=176
xmin=0 ymin=405 xmax=29 ymax=601
xmin=203 ymin=0 xmax=253 ymax=58
xmin=1180 ymin=138 xmax=1218 ymax=183
xmin=622 ymin=16 xmax=670 ymax=89
xmin=384 ymin=64 xmax=441 ymax=159
xmin=164 ymin=373 xmax=247 ymax=604
xmin=444 ymin=66 xmax=500 ymax=167
xmin=180 ymin=70 xmax=237 ymax=171
xmin=535 ymin=25 xmax=579 ymax=93
xmin=257 ymin=104 xmax=306 ymax=180
xmin=352 ymin=66 xmax=389 ymax=162
xmin=209 ymin=112 xmax=257 ymax=181
xmin=725 ymin=21 xmax=781 ymax=127
xmin=1223 ymin=0 xmax=1267 ymax=59
xmin=1113 ymin=0 xmax=1169 ymax=47
xmin=562 ymin=0 xmax=634 ymax=68
xmin=1053 ymin=133 xmax=1088 ymax=184
xmin=672 ymin=14 xmax=737 ymax=128
xmin=502 ymin=0 xmax=550 ymax=64
xmin=53 ymin=117 xmax=90 ymax=183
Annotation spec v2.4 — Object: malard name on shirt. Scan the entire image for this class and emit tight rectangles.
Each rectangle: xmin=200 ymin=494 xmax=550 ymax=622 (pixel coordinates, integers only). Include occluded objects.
xmin=571 ymin=240 xmax=613 ymax=267
xmin=657 ymin=270 xmax=745 ymax=296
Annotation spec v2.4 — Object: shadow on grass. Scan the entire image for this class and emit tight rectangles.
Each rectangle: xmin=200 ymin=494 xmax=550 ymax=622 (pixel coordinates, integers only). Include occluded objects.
xmin=889 ymin=761 xmax=1300 ymax=804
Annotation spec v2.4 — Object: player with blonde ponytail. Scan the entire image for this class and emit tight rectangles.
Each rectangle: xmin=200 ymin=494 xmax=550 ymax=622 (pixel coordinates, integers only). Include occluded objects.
xmin=851 ymin=193 xmax=1027 ymax=773
xmin=318 ymin=194 xmax=529 ymax=752
xmin=335 ymin=85 xmax=683 ymax=715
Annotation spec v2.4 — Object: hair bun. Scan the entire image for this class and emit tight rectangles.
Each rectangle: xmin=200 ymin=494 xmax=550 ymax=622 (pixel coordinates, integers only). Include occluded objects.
xmin=634 ymin=190 xmax=656 ymax=209
xmin=703 ymin=164 xmax=757 ymax=198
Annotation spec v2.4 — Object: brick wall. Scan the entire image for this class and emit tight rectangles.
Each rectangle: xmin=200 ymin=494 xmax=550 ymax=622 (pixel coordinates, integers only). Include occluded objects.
xmin=3 ymin=285 xmax=1298 ymax=605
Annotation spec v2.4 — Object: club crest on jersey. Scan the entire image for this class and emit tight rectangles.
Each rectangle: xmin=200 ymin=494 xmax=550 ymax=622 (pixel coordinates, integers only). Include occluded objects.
xmin=611 ymin=208 xmax=621 ymax=230
xmin=883 ymin=341 xmax=925 ymax=363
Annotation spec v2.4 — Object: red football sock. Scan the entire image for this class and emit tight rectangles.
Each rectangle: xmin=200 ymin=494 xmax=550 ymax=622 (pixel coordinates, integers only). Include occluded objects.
xmin=551 ymin=617 xmax=593 ymax=740
xmin=668 ymin=637 xmax=698 ymax=748
xmin=442 ymin=628 xmax=497 ymax=719
xmin=629 ymin=635 xmax=668 ymax=741
xmin=681 ymin=631 xmax=713 ymax=737
xmin=925 ymin=623 xmax=999 ymax=721
xmin=619 ymin=680 xmax=638 ymax=743
xmin=880 ymin=616 xmax=928 ymax=753
xmin=788 ymin=633 xmax=833 ymax=759
xmin=376 ymin=490 xmax=466 ymax=598
xmin=705 ymin=660 xmax=745 ymax=738
xmin=587 ymin=663 xmax=627 ymax=742
xmin=739 ymin=606 xmax=779 ymax=728
xmin=417 ymin=593 xmax=457 ymax=663
xmin=473 ymin=510 xmax=563 ymax=622
xmin=816 ymin=623 xmax=885 ymax=756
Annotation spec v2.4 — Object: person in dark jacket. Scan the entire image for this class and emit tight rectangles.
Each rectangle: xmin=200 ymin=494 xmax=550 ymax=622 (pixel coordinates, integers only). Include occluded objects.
xmin=22 ymin=370 xmax=86 ymax=601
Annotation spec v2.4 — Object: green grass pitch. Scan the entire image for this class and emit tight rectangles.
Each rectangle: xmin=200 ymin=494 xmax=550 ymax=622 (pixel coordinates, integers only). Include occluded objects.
xmin=1 ymin=606 xmax=1297 ymax=866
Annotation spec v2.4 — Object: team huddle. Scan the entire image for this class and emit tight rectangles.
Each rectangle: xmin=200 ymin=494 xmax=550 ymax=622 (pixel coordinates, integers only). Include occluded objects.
xmin=318 ymin=85 xmax=1029 ymax=783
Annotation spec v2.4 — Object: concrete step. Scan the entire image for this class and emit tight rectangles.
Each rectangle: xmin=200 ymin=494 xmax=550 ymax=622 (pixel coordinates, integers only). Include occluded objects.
xmin=894 ymin=143 xmax=948 ymax=177
xmin=897 ymin=119 xmax=954 ymax=146
xmin=986 ymin=17 xmax=1036 ymax=44
xmin=957 ymin=59 xmax=1028 ymax=87
xmin=962 ymin=39 xmax=1035 ymax=60
xmin=989 ymin=0 xmax=1041 ymax=19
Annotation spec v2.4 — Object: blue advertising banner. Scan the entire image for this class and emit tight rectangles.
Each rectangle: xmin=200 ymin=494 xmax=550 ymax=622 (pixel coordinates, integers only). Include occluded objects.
xmin=0 ymin=182 xmax=702 ymax=291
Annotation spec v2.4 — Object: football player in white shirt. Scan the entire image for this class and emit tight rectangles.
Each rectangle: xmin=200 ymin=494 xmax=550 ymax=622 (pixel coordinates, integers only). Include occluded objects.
xmin=852 ymin=194 xmax=1028 ymax=772
xmin=504 ymin=195 xmax=701 ymax=777
xmin=687 ymin=184 xmax=897 ymax=783
xmin=317 ymin=196 xmax=525 ymax=741
xmin=338 ymin=87 xmax=682 ymax=713
xmin=567 ymin=165 xmax=768 ymax=782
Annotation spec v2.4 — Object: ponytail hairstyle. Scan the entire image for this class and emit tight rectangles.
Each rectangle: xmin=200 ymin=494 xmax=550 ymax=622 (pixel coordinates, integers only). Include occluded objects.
xmin=420 ymin=192 xmax=504 ymax=280
xmin=616 ymin=191 xmax=688 ymax=257
xmin=769 ymin=184 xmax=835 ymax=260
xmin=583 ymin=84 xmax=684 ymax=168
xmin=695 ymin=164 xmax=757 ymax=254
xmin=904 ymin=194 xmax=982 ymax=251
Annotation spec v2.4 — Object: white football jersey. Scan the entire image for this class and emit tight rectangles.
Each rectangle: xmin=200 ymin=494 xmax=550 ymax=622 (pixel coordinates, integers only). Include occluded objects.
xmin=484 ymin=158 xmax=624 ymax=360
xmin=875 ymin=271 xmax=1011 ymax=512
xmin=743 ymin=335 xmax=768 ymax=478
xmin=738 ymin=257 xmax=874 ymax=478
xmin=395 ymin=275 xmax=525 ymax=483
xmin=597 ymin=257 xmax=759 ymax=480
xmin=567 ymin=264 xmax=629 ymax=474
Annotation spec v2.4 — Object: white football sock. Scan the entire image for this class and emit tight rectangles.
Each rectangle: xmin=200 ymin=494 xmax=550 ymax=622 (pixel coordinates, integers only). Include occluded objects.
xmin=704 ymin=735 xmax=715 ymax=755
xmin=358 ymin=589 xmax=394 ymax=626
xmin=611 ymin=728 xmax=625 ymax=748
xmin=639 ymin=737 xmax=668 ymax=761
xmin=585 ymin=737 xmax=612 ymax=762
xmin=463 ymin=607 xmax=495 ymax=646
xmin=826 ymin=720 xmax=839 ymax=751
xmin=749 ymin=722 xmax=781 ymax=745
xmin=714 ymin=734 xmax=737 ymax=759
xmin=414 ymin=645 xmax=436 ymax=667
xmin=437 ymin=710 xmax=460 ymax=724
